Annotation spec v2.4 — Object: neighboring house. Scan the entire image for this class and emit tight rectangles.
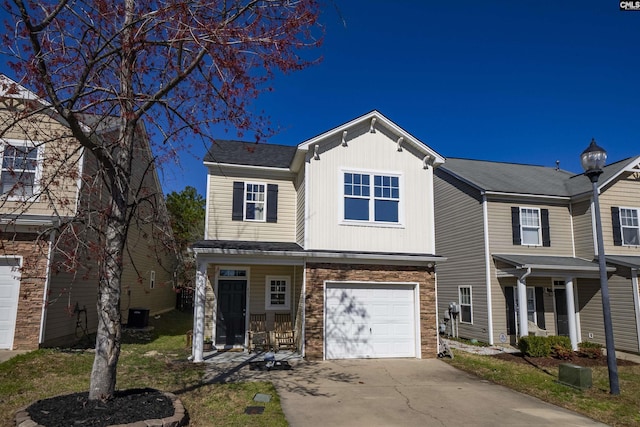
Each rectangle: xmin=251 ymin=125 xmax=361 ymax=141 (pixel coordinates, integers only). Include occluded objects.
xmin=434 ymin=156 xmax=640 ymax=353
xmin=0 ymin=75 xmax=177 ymax=350
xmin=191 ymin=111 xmax=446 ymax=361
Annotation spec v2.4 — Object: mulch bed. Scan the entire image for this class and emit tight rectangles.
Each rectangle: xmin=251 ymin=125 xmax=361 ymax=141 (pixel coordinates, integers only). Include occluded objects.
xmin=491 ymin=351 xmax=638 ymax=368
xmin=26 ymin=388 xmax=175 ymax=427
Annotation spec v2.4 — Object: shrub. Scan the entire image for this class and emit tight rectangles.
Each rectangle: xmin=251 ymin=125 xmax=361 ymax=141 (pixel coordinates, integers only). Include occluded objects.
xmin=547 ymin=336 xmax=573 ymax=359
xmin=578 ymin=341 xmax=604 ymax=359
xmin=518 ymin=336 xmax=551 ymax=357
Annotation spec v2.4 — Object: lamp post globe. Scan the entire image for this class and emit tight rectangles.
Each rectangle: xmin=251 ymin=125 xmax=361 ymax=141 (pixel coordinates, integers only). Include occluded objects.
xmin=580 ymin=138 xmax=619 ymax=395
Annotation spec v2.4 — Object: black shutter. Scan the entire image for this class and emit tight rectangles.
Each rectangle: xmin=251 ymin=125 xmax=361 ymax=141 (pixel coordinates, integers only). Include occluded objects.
xmin=505 ymin=286 xmax=516 ymax=335
xmin=511 ymin=207 xmax=521 ymax=245
xmin=232 ymin=181 xmax=244 ymax=221
xmin=266 ymin=184 xmax=278 ymax=223
xmin=535 ymin=287 xmax=546 ymax=329
xmin=541 ymin=209 xmax=551 ymax=247
xmin=611 ymin=207 xmax=622 ymax=246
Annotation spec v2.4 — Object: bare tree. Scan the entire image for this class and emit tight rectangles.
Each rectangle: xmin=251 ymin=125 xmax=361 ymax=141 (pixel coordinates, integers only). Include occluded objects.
xmin=1 ymin=0 xmax=320 ymax=400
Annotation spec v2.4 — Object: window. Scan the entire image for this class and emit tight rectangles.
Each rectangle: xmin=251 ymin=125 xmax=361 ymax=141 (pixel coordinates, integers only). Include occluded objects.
xmin=343 ymin=171 xmax=400 ymax=224
xmin=526 ymin=287 xmax=536 ymax=323
xmin=245 ymin=182 xmax=266 ymax=221
xmin=265 ymin=276 xmax=290 ymax=310
xmin=458 ymin=286 xmax=472 ymax=324
xmin=1 ymin=140 xmax=41 ymax=199
xmin=520 ymin=208 xmax=541 ymax=245
xmin=620 ymin=208 xmax=640 ymax=245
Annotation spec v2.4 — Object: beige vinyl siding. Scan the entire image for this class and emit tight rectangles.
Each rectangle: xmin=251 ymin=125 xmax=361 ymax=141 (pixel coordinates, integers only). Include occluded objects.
xmin=576 ymin=275 xmax=639 ymax=353
xmin=305 ymin=121 xmax=434 ymax=254
xmin=487 ymin=200 xmax=574 ymax=256
xmin=295 ymin=171 xmax=305 ymax=247
xmin=0 ymin=108 xmax=80 ymax=218
xmin=571 ymin=199 xmax=595 ymax=259
xmin=600 ymin=173 xmax=640 ymax=256
xmin=206 ymin=168 xmax=296 ymax=242
xmin=434 ymin=170 xmax=489 ymax=342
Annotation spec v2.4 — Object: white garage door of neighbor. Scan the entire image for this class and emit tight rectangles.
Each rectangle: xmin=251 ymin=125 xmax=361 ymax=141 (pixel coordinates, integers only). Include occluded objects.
xmin=0 ymin=258 xmax=21 ymax=349
xmin=325 ymin=283 xmax=417 ymax=359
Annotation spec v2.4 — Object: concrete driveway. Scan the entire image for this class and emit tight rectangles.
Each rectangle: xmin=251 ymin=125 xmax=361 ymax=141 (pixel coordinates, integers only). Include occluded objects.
xmin=266 ymin=359 xmax=606 ymax=427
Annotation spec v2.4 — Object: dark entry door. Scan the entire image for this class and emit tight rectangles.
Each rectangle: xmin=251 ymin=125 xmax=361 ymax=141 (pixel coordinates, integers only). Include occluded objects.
xmin=216 ymin=280 xmax=247 ymax=345
xmin=555 ymin=289 xmax=569 ymax=336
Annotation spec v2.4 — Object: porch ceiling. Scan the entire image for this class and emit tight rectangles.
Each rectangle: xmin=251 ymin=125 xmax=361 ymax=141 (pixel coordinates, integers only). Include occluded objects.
xmin=493 ymin=253 xmax=615 ymax=279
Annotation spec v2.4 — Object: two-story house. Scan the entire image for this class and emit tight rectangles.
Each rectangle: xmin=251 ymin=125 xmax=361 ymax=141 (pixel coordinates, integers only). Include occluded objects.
xmin=191 ymin=111 xmax=446 ymax=361
xmin=434 ymin=155 xmax=640 ymax=353
xmin=0 ymin=75 xmax=177 ymax=350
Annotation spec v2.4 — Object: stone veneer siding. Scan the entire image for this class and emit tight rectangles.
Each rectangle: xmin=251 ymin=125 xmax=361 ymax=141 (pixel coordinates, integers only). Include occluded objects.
xmin=0 ymin=233 xmax=50 ymax=350
xmin=304 ymin=263 xmax=437 ymax=360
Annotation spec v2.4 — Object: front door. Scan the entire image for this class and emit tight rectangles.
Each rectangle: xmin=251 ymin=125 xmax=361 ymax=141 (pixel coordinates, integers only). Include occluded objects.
xmin=555 ymin=288 xmax=569 ymax=336
xmin=216 ymin=280 xmax=247 ymax=346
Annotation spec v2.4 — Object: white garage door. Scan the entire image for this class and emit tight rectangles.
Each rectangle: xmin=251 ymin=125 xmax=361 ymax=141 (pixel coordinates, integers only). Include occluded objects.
xmin=325 ymin=283 xmax=417 ymax=359
xmin=0 ymin=258 xmax=21 ymax=349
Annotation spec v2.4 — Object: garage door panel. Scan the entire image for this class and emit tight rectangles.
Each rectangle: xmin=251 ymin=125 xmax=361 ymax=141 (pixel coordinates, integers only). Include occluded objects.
xmin=0 ymin=258 xmax=21 ymax=349
xmin=325 ymin=283 xmax=416 ymax=359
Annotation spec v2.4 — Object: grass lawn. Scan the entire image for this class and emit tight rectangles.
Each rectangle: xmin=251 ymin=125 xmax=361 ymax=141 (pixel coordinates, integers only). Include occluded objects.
xmin=0 ymin=310 xmax=287 ymax=427
xmin=445 ymin=349 xmax=640 ymax=427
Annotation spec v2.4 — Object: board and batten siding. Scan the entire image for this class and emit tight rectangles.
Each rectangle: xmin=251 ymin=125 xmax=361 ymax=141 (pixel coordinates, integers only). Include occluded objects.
xmin=305 ymin=121 xmax=435 ymax=254
xmin=295 ymin=171 xmax=305 ymax=247
xmin=206 ymin=168 xmax=296 ymax=242
xmin=434 ymin=169 xmax=489 ymax=342
xmin=599 ymin=173 xmax=640 ymax=256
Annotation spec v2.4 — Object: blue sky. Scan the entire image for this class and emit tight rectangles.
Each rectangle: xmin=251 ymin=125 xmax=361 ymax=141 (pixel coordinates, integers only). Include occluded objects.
xmin=162 ymin=1 xmax=640 ymax=196
xmin=4 ymin=2 xmax=640 ymax=196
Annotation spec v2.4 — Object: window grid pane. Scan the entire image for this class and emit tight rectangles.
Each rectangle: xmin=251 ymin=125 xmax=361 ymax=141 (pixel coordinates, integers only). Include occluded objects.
xmin=520 ymin=208 xmax=540 ymax=245
xmin=1 ymin=144 xmax=38 ymax=197
xmin=621 ymin=208 xmax=640 ymax=245
xmin=344 ymin=172 xmax=400 ymax=224
xmin=245 ymin=183 xmax=265 ymax=220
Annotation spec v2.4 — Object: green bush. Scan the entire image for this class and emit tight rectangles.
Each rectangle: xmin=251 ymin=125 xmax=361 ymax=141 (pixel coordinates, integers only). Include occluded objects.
xmin=547 ymin=335 xmax=572 ymax=359
xmin=518 ymin=336 xmax=551 ymax=357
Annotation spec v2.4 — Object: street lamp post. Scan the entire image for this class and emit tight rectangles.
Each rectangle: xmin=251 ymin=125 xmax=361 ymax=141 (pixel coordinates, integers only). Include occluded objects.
xmin=580 ymin=138 xmax=620 ymax=395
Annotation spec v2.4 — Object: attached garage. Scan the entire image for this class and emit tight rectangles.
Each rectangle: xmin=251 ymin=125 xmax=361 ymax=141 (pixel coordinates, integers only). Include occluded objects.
xmin=324 ymin=282 xmax=419 ymax=359
xmin=0 ymin=257 xmax=21 ymax=350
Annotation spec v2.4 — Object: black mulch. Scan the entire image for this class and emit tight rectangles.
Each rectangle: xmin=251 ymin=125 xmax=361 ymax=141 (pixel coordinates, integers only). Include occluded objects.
xmin=27 ymin=388 xmax=174 ymax=427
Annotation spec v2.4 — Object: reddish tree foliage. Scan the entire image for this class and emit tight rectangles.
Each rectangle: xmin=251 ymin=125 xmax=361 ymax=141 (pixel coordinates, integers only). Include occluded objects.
xmin=1 ymin=0 xmax=321 ymax=400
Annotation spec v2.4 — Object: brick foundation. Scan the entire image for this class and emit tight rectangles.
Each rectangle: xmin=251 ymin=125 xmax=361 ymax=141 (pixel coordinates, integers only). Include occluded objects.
xmin=304 ymin=263 xmax=437 ymax=360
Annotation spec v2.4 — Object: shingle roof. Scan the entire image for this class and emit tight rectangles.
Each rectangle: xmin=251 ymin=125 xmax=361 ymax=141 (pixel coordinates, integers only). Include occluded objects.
xmin=204 ymin=139 xmax=297 ymax=168
xmin=605 ymin=255 xmax=640 ymax=269
xmin=192 ymin=240 xmax=303 ymax=252
xmin=492 ymin=254 xmax=601 ymax=270
xmin=439 ymin=157 xmax=638 ymax=198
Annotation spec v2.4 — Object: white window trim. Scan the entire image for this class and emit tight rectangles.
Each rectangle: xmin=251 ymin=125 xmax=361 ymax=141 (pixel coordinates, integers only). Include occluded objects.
xmin=339 ymin=168 xmax=404 ymax=228
xmin=150 ymin=270 xmax=156 ymax=289
xmin=458 ymin=285 xmax=473 ymax=324
xmin=526 ymin=287 xmax=536 ymax=324
xmin=244 ymin=181 xmax=267 ymax=222
xmin=265 ymin=275 xmax=290 ymax=311
xmin=0 ymin=138 xmax=44 ymax=201
xmin=619 ymin=206 xmax=640 ymax=246
xmin=520 ymin=207 xmax=542 ymax=246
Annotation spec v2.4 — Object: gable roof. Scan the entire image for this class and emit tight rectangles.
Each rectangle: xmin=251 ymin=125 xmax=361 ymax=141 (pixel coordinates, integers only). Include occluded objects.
xmin=439 ymin=156 xmax=640 ymax=199
xmin=297 ymin=110 xmax=445 ymax=166
xmin=204 ymin=139 xmax=298 ymax=169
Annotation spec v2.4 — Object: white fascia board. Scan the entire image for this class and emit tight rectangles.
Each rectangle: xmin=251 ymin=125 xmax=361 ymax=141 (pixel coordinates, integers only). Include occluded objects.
xmin=598 ymin=155 xmax=640 ymax=191
xmin=204 ymin=161 xmax=294 ymax=177
xmin=483 ymin=191 xmax=571 ymax=201
xmin=0 ymin=215 xmax=60 ymax=227
xmin=297 ymin=110 xmax=446 ymax=165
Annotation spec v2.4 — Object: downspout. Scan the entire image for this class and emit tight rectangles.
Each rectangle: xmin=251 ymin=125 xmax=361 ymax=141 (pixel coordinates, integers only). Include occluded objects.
xmin=482 ymin=194 xmax=494 ymax=345
xmin=301 ymin=260 xmax=307 ymax=358
xmin=517 ymin=267 xmax=532 ymax=337
xmin=39 ymin=229 xmax=56 ymax=345
xmin=632 ymin=268 xmax=640 ymax=353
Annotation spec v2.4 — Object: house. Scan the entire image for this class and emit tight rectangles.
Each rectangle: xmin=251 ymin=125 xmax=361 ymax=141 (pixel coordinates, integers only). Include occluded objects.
xmin=0 ymin=75 xmax=177 ymax=350
xmin=434 ymin=155 xmax=640 ymax=353
xmin=191 ymin=111 xmax=446 ymax=361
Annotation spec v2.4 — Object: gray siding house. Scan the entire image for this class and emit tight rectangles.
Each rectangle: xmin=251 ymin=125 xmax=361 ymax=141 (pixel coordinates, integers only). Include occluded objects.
xmin=434 ymin=155 xmax=640 ymax=353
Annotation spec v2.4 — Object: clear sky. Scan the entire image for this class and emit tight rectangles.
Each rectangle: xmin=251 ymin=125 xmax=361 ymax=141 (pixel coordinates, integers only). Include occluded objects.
xmin=5 ymin=2 xmax=640 ymax=196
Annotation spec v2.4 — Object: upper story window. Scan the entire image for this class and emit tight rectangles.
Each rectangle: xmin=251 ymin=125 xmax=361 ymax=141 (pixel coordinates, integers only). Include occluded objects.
xmin=1 ymin=140 xmax=42 ymax=200
xmin=343 ymin=171 xmax=401 ymax=224
xmin=511 ymin=206 xmax=550 ymax=247
xmin=612 ymin=207 xmax=640 ymax=246
xmin=232 ymin=181 xmax=278 ymax=223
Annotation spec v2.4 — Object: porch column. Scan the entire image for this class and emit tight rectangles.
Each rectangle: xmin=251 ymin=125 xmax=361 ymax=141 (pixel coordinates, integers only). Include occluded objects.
xmin=517 ymin=277 xmax=529 ymax=337
xmin=192 ymin=260 xmax=207 ymax=363
xmin=565 ymin=277 xmax=578 ymax=351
